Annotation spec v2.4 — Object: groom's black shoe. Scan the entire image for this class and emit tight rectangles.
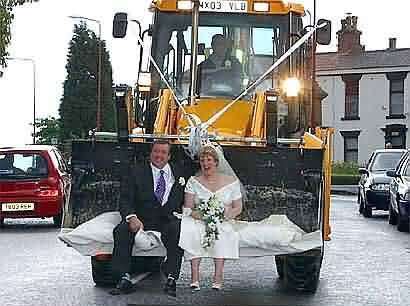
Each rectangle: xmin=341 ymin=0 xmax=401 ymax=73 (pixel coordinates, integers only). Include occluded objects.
xmin=110 ymin=274 xmax=136 ymax=295
xmin=164 ymin=276 xmax=177 ymax=297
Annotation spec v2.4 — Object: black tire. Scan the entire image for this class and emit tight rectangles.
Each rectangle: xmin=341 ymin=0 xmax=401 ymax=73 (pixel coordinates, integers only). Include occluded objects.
xmin=362 ymin=199 xmax=372 ymax=218
xmin=53 ymin=212 xmax=63 ymax=228
xmin=281 ymin=248 xmax=323 ymax=293
xmin=0 ymin=218 xmax=4 ymax=228
xmin=397 ymin=209 xmax=409 ymax=232
xmin=91 ymin=256 xmax=115 ymax=287
xmin=359 ymin=196 xmax=364 ymax=214
xmin=91 ymin=256 xmax=162 ymax=287
xmin=388 ymin=202 xmax=398 ymax=225
xmin=275 ymin=256 xmax=284 ymax=279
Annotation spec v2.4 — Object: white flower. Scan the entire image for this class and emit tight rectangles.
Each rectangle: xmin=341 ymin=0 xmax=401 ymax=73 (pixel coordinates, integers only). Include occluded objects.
xmin=178 ymin=177 xmax=186 ymax=186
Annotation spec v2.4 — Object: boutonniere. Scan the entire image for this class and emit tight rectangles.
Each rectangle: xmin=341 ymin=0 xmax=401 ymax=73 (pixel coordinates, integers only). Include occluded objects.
xmin=178 ymin=177 xmax=186 ymax=186
xmin=224 ymin=60 xmax=231 ymax=68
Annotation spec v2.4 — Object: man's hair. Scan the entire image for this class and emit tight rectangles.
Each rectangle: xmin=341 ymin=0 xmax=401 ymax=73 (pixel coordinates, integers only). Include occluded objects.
xmin=151 ymin=139 xmax=171 ymax=153
xmin=211 ymin=34 xmax=225 ymax=47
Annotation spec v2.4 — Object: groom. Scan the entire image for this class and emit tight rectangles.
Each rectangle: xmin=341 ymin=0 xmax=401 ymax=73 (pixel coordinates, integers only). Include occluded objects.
xmin=111 ymin=140 xmax=186 ymax=296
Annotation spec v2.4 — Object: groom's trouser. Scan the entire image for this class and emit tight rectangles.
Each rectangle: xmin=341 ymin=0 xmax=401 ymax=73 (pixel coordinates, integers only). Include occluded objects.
xmin=112 ymin=218 xmax=184 ymax=281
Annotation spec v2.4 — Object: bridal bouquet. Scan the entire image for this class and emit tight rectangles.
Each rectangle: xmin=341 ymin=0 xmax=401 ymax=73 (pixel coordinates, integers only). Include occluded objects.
xmin=196 ymin=195 xmax=225 ymax=249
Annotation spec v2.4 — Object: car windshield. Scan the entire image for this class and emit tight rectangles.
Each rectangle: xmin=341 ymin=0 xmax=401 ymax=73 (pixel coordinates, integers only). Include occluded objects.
xmin=370 ymin=152 xmax=404 ymax=171
xmin=0 ymin=152 xmax=48 ymax=179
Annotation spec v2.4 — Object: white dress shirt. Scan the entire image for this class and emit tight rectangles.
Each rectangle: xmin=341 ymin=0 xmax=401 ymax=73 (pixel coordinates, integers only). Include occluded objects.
xmin=151 ymin=163 xmax=175 ymax=206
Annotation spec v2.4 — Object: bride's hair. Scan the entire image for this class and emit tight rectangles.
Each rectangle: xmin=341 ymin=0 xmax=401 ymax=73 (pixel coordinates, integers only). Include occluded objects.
xmin=199 ymin=145 xmax=219 ymax=166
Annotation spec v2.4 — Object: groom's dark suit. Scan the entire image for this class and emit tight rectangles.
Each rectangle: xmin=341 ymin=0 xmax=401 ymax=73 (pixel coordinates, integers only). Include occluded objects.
xmin=112 ymin=161 xmax=185 ymax=281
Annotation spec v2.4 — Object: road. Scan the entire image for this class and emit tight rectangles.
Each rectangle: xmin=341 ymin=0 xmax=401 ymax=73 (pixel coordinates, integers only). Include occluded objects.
xmin=0 ymin=195 xmax=409 ymax=306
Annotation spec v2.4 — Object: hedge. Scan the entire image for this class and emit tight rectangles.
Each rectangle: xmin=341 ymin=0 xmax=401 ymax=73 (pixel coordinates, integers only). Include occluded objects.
xmin=331 ymin=174 xmax=360 ymax=185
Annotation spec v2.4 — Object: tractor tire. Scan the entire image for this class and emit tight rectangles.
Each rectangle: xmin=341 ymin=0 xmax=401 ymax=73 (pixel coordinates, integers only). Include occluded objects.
xmin=275 ymin=256 xmax=284 ymax=279
xmin=281 ymin=248 xmax=323 ymax=293
xmin=388 ymin=202 xmax=398 ymax=225
xmin=91 ymin=256 xmax=115 ymax=287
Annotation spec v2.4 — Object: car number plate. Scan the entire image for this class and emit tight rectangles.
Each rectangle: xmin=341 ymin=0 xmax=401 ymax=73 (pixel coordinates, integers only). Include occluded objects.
xmin=199 ymin=0 xmax=248 ymax=13
xmin=1 ymin=203 xmax=35 ymax=211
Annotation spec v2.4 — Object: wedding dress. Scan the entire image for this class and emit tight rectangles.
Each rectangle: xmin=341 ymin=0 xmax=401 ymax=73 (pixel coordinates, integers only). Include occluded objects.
xmin=178 ymin=176 xmax=242 ymax=260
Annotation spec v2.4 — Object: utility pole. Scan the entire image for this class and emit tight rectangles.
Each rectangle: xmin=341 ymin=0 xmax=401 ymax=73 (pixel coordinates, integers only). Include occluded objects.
xmin=69 ymin=16 xmax=102 ymax=131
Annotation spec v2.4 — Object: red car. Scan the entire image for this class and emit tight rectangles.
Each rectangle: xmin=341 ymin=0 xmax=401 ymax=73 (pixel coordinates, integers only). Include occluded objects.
xmin=0 ymin=145 xmax=71 ymax=227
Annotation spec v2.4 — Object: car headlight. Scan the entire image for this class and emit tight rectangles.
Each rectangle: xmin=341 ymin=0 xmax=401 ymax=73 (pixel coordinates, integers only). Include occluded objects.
xmin=370 ymin=184 xmax=390 ymax=191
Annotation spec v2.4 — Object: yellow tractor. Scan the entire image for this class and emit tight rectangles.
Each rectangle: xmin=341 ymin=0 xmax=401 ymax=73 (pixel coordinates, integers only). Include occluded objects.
xmin=61 ymin=0 xmax=333 ymax=293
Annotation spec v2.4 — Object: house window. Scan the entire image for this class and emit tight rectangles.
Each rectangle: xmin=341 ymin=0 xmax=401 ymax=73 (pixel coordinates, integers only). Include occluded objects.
xmin=386 ymin=72 xmax=407 ymax=118
xmin=340 ymin=131 xmax=360 ymax=163
xmin=382 ymin=124 xmax=407 ymax=149
xmin=342 ymin=74 xmax=362 ymax=120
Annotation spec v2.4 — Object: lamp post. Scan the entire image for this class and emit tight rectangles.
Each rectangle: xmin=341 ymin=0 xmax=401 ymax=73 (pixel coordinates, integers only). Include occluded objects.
xmin=6 ymin=57 xmax=36 ymax=144
xmin=69 ymin=15 xmax=102 ymax=131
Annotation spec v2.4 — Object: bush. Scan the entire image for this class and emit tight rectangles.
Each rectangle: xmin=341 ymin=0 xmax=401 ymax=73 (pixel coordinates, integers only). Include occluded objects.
xmin=332 ymin=161 xmax=359 ymax=175
xmin=332 ymin=174 xmax=360 ymax=185
xmin=331 ymin=161 xmax=361 ymax=185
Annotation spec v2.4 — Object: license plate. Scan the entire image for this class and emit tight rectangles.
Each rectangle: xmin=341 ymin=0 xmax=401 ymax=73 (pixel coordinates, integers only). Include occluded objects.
xmin=1 ymin=203 xmax=35 ymax=211
xmin=199 ymin=0 xmax=248 ymax=13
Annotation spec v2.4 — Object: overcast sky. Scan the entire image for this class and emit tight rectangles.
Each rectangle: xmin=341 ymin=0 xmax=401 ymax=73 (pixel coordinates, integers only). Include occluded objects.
xmin=1 ymin=0 xmax=409 ymax=146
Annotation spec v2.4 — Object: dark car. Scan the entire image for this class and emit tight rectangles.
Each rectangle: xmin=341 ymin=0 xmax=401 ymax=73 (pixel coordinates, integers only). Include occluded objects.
xmin=387 ymin=150 xmax=410 ymax=232
xmin=0 ymin=145 xmax=71 ymax=227
xmin=358 ymin=149 xmax=406 ymax=218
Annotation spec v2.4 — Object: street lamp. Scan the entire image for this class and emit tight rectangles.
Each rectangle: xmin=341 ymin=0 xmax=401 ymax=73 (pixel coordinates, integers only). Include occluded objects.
xmin=69 ymin=15 xmax=102 ymax=131
xmin=6 ymin=57 xmax=36 ymax=144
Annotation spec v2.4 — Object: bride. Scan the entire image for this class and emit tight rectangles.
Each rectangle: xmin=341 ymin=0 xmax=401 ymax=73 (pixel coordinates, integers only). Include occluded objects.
xmin=178 ymin=144 xmax=243 ymax=291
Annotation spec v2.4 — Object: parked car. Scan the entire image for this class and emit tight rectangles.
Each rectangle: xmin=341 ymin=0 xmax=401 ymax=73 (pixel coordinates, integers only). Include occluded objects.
xmin=358 ymin=149 xmax=406 ymax=218
xmin=387 ymin=150 xmax=410 ymax=232
xmin=0 ymin=145 xmax=71 ymax=227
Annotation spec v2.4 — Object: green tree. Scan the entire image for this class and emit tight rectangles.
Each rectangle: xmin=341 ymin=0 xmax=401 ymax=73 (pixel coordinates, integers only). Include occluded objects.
xmin=59 ymin=23 xmax=115 ymax=141
xmin=0 ymin=0 xmax=38 ymax=67
xmin=33 ymin=116 xmax=60 ymax=145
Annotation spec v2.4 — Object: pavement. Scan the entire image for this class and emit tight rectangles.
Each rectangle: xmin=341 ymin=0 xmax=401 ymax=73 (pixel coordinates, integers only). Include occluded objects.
xmin=331 ymin=185 xmax=358 ymax=195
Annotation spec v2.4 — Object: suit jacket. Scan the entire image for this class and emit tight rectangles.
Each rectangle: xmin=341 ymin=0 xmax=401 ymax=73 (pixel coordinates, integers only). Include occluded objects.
xmin=119 ymin=162 xmax=186 ymax=230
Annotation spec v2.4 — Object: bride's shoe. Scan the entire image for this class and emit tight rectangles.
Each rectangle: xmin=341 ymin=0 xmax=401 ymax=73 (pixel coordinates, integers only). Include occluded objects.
xmin=190 ymin=281 xmax=200 ymax=291
xmin=211 ymin=282 xmax=223 ymax=290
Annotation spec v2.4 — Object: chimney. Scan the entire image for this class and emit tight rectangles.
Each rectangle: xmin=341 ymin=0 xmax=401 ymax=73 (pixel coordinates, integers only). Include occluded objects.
xmin=388 ymin=38 xmax=397 ymax=50
xmin=336 ymin=14 xmax=364 ymax=54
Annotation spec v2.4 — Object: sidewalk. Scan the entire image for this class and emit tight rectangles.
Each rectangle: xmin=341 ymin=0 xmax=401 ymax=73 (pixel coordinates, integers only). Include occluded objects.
xmin=331 ymin=185 xmax=358 ymax=196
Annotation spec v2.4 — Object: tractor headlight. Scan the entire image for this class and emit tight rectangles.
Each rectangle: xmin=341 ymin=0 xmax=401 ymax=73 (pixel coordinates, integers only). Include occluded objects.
xmin=283 ymin=77 xmax=301 ymax=97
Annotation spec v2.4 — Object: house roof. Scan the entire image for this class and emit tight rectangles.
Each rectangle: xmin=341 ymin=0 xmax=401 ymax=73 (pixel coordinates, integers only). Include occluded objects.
xmin=316 ymin=48 xmax=410 ymax=72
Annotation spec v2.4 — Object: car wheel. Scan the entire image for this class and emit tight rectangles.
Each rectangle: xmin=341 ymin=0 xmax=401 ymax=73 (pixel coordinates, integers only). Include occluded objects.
xmin=53 ymin=211 xmax=63 ymax=228
xmin=359 ymin=196 xmax=364 ymax=214
xmin=388 ymin=201 xmax=398 ymax=225
xmin=0 ymin=217 xmax=4 ymax=228
xmin=397 ymin=208 xmax=409 ymax=232
xmin=362 ymin=199 xmax=372 ymax=218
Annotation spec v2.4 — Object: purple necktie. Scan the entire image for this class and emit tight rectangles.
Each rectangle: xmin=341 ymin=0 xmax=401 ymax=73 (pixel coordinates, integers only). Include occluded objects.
xmin=155 ymin=170 xmax=166 ymax=204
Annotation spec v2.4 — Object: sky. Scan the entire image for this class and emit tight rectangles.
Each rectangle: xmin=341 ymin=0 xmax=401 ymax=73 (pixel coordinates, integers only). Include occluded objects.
xmin=1 ymin=0 xmax=410 ymax=146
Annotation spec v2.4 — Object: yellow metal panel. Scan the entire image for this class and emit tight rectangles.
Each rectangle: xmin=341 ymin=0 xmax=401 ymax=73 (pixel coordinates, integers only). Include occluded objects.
xmin=154 ymin=0 xmax=304 ymax=15
xmin=153 ymin=89 xmax=172 ymax=134
xmin=177 ymin=98 xmax=254 ymax=137
xmin=250 ymin=92 xmax=265 ymax=138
